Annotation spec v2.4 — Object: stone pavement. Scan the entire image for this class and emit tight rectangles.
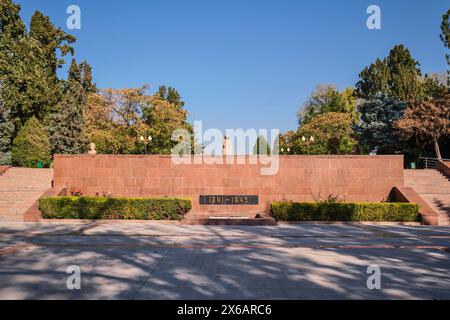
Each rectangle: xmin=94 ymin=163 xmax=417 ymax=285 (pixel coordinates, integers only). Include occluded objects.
xmin=0 ymin=222 xmax=449 ymax=300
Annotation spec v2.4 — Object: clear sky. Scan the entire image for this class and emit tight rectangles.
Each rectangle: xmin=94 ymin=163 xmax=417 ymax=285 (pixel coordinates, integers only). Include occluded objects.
xmin=16 ymin=0 xmax=449 ymax=133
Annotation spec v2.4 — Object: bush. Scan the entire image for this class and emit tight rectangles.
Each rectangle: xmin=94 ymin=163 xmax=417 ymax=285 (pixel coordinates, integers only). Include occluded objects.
xmin=11 ymin=117 xmax=51 ymax=167
xmin=39 ymin=196 xmax=192 ymax=220
xmin=271 ymin=201 xmax=419 ymax=222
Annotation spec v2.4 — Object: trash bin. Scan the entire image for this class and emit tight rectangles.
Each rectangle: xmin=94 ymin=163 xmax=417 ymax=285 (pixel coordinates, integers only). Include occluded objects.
xmin=37 ymin=161 xmax=44 ymax=168
xmin=410 ymin=162 xmax=416 ymax=169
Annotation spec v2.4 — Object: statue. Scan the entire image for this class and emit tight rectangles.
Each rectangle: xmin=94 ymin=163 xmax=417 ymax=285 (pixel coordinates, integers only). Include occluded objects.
xmin=88 ymin=142 xmax=97 ymax=155
xmin=222 ymin=136 xmax=232 ymax=156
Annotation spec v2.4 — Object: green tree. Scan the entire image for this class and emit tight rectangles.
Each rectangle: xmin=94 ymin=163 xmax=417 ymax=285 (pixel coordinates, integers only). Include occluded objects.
xmin=441 ymin=9 xmax=450 ymax=85
xmin=298 ymin=85 xmax=358 ymax=125
xmin=81 ymin=61 xmax=97 ymax=94
xmin=47 ymin=60 xmax=87 ymax=154
xmin=356 ymin=45 xmax=422 ymax=101
xmin=11 ymin=116 xmax=51 ymax=167
xmin=253 ymin=135 xmax=271 ymax=155
xmin=0 ymin=0 xmax=25 ymax=38
xmin=296 ymin=112 xmax=357 ymax=155
xmin=355 ymin=93 xmax=406 ymax=154
xmin=157 ymin=85 xmax=185 ymax=108
xmin=0 ymin=101 xmax=14 ymax=164
xmin=144 ymin=94 xmax=191 ymax=155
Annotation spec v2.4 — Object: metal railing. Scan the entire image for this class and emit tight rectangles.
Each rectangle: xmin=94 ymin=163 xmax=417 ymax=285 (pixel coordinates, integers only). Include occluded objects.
xmin=419 ymin=157 xmax=450 ymax=169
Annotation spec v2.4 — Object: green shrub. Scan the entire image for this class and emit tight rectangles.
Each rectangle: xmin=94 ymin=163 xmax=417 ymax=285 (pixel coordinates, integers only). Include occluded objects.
xmin=271 ymin=201 xmax=419 ymax=222
xmin=39 ymin=196 xmax=192 ymax=220
xmin=11 ymin=117 xmax=51 ymax=168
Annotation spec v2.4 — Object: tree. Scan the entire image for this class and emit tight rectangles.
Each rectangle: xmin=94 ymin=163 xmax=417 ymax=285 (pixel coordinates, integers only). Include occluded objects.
xmin=47 ymin=59 xmax=87 ymax=154
xmin=0 ymin=100 xmax=14 ymax=164
xmin=81 ymin=61 xmax=97 ymax=94
xmin=395 ymin=95 xmax=450 ymax=160
xmin=253 ymin=135 xmax=271 ymax=155
xmin=157 ymin=85 xmax=185 ymax=108
xmin=143 ymin=94 xmax=191 ymax=155
xmin=0 ymin=4 xmax=77 ymax=138
xmin=421 ymin=73 xmax=449 ymax=99
xmin=356 ymin=45 xmax=422 ymax=100
xmin=298 ymin=85 xmax=358 ymax=125
xmin=29 ymin=11 xmax=76 ymax=118
xmin=274 ymin=131 xmax=296 ymax=154
xmin=440 ymin=9 xmax=450 ymax=84
xmin=11 ymin=116 xmax=51 ymax=167
xmin=0 ymin=0 xmax=25 ymax=38
xmin=296 ymin=112 xmax=357 ymax=155
xmin=355 ymin=93 xmax=406 ymax=154
xmin=83 ymin=92 xmax=136 ymax=154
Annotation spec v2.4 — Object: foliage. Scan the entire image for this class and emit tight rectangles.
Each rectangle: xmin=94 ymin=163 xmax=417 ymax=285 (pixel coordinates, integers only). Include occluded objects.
xmin=0 ymin=100 xmax=14 ymax=164
xmin=40 ymin=196 xmax=192 ymax=220
xmin=441 ymin=9 xmax=450 ymax=84
xmin=296 ymin=112 xmax=357 ymax=155
xmin=298 ymin=85 xmax=358 ymax=125
xmin=356 ymin=45 xmax=422 ymax=101
xmin=275 ymin=131 xmax=297 ymax=154
xmin=143 ymin=94 xmax=192 ymax=155
xmin=271 ymin=201 xmax=420 ymax=222
xmin=253 ymin=135 xmax=271 ymax=155
xmin=157 ymin=85 xmax=185 ymax=108
xmin=355 ymin=93 xmax=406 ymax=154
xmin=47 ymin=60 xmax=87 ymax=154
xmin=11 ymin=116 xmax=51 ymax=167
xmin=395 ymin=95 xmax=450 ymax=159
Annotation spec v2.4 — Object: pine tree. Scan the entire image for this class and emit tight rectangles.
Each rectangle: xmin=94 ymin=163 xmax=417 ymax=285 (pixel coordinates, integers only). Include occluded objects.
xmin=356 ymin=45 xmax=422 ymax=101
xmin=157 ymin=85 xmax=185 ymax=108
xmin=81 ymin=61 xmax=97 ymax=94
xmin=355 ymin=93 xmax=407 ymax=154
xmin=47 ymin=60 xmax=87 ymax=154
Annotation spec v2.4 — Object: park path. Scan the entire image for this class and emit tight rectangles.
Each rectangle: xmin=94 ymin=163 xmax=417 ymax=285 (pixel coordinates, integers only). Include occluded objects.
xmin=0 ymin=222 xmax=449 ymax=300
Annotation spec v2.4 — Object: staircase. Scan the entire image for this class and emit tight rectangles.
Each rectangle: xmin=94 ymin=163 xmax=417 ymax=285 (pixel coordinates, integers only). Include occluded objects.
xmin=0 ymin=168 xmax=53 ymax=222
xmin=405 ymin=169 xmax=450 ymax=226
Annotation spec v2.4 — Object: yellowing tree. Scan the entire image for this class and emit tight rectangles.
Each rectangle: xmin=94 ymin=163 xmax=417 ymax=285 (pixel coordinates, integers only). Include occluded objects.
xmin=395 ymin=95 xmax=450 ymax=160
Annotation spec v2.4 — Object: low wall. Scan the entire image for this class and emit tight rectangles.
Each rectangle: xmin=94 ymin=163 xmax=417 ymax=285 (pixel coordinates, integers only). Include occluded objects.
xmin=389 ymin=187 xmax=439 ymax=226
xmin=53 ymin=155 xmax=404 ymax=214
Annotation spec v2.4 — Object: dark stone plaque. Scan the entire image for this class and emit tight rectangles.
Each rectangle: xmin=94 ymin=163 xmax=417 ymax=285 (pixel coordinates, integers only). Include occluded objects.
xmin=199 ymin=195 xmax=259 ymax=206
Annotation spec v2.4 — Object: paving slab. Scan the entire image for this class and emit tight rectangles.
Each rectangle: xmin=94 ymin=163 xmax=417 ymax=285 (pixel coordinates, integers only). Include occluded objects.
xmin=0 ymin=222 xmax=449 ymax=300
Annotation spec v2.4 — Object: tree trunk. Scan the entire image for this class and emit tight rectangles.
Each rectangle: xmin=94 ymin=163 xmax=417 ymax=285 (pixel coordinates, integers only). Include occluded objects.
xmin=433 ymin=137 xmax=442 ymax=160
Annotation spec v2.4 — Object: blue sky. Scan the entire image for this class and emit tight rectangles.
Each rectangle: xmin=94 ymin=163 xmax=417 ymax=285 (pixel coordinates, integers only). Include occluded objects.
xmin=17 ymin=0 xmax=449 ymax=133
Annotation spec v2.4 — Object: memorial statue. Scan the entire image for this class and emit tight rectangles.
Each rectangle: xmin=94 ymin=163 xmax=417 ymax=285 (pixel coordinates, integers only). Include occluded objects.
xmin=88 ymin=142 xmax=97 ymax=155
xmin=222 ymin=136 xmax=232 ymax=156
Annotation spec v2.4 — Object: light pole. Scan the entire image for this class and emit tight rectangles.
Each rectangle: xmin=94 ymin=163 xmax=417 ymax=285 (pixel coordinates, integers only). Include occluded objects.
xmin=301 ymin=135 xmax=315 ymax=152
xmin=139 ymin=135 xmax=152 ymax=154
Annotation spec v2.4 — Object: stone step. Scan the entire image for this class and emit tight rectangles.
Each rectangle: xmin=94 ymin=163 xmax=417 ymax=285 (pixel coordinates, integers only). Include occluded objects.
xmin=181 ymin=218 xmax=277 ymax=226
xmin=404 ymin=169 xmax=450 ymax=226
xmin=0 ymin=168 xmax=53 ymax=221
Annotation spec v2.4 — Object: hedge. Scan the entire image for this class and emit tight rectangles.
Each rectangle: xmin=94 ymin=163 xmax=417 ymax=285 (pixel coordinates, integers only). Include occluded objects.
xmin=271 ymin=201 xmax=420 ymax=222
xmin=39 ymin=196 xmax=192 ymax=220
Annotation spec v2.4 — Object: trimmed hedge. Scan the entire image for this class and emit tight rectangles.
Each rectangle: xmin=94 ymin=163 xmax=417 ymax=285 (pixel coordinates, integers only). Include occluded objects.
xmin=271 ymin=201 xmax=420 ymax=222
xmin=39 ymin=196 xmax=192 ymax=220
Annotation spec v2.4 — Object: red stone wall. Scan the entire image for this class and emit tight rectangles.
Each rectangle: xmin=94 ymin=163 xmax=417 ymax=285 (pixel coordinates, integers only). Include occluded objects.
xmin=53 ymin=155 xmax=404 ymax=214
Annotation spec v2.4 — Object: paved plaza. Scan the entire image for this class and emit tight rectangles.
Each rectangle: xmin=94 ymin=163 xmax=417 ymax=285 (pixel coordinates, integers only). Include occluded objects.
xmin=0 ymin=222 xmax=449 ymax=300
